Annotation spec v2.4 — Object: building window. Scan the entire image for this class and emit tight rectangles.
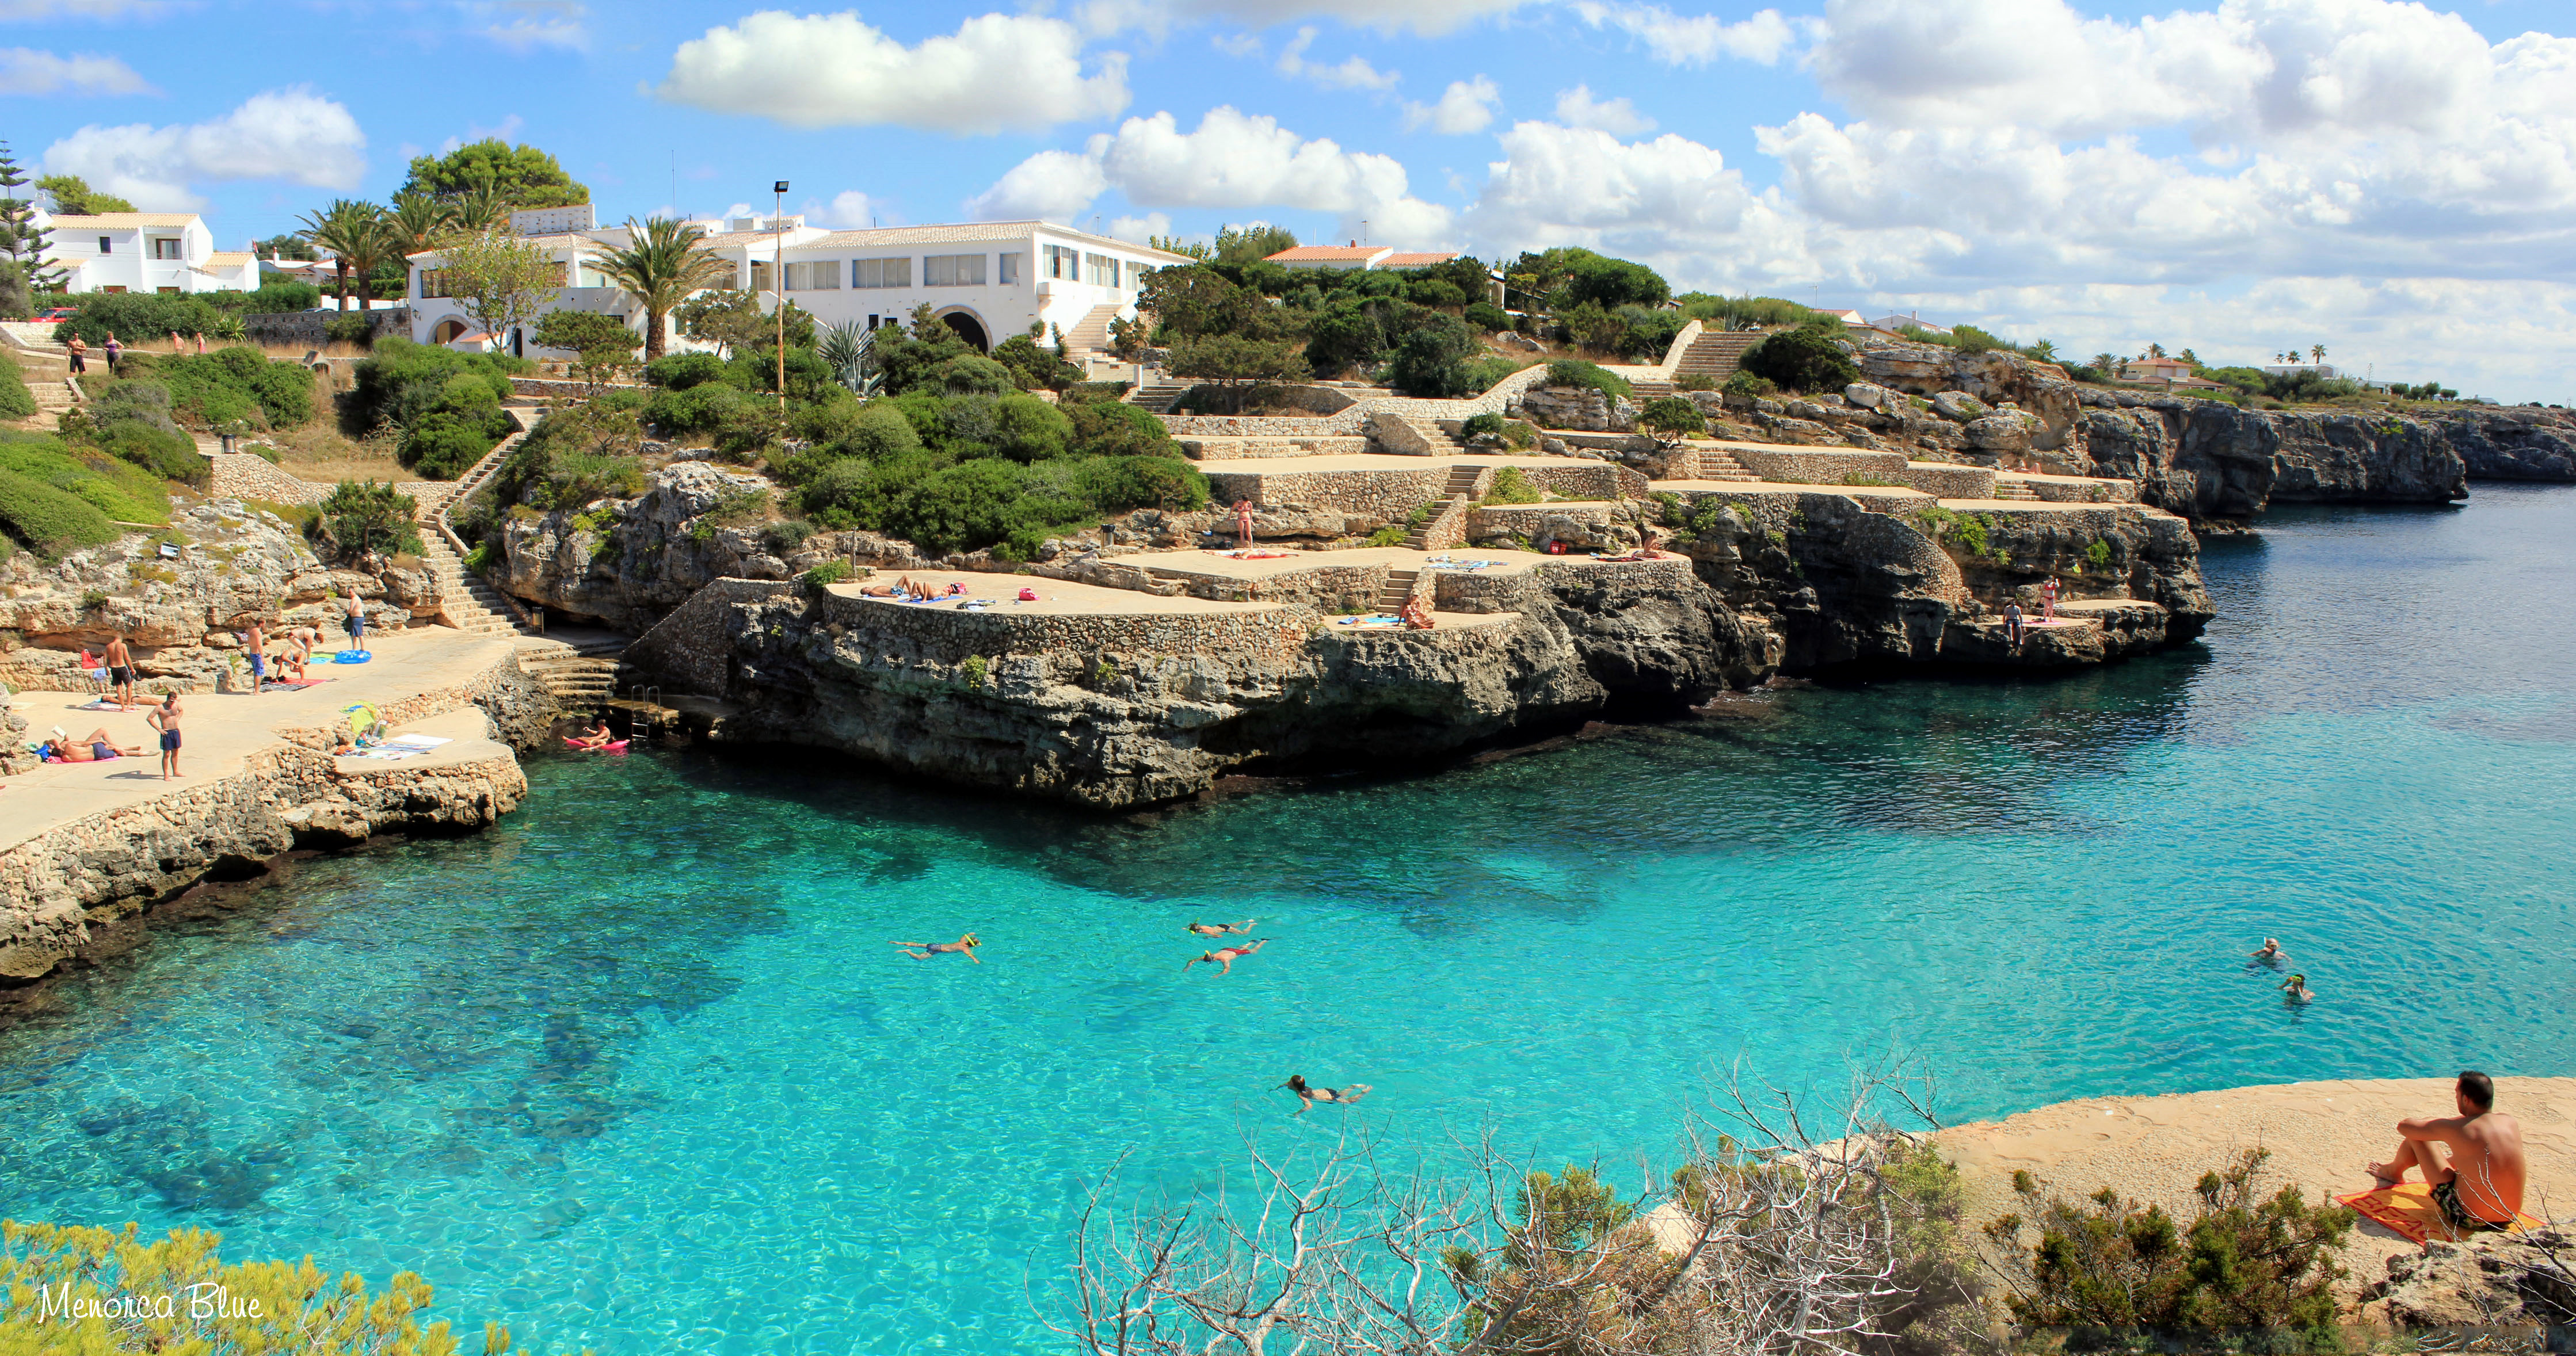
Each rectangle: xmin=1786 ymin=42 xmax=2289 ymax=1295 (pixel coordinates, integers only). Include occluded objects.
xmin=853 ymin=257 xmax=910 ymax=289
xmin=418 ymin=269 xmax=451 ymax=299
xmin=150 ymin=238 xmax=183 ymax=261
xmin=749 ymin=259 xmax=773 ymax=292
xmin=924 ymin=254 xmax=986 ymax=286
xmin=1085 ymin=253 xmax=1121 ymax=288
xmin=1042 ymin=244 xmax=1079 ymax=280
xmin=98 ymin=236 xmax=113 ymax=254
xmin=784 ymin=261 xmax=840 ymax=291
xmin=157 ymin=286 xmax=181 ymax=295
xmin=998 ymin=252 xmax=1024 ymax=285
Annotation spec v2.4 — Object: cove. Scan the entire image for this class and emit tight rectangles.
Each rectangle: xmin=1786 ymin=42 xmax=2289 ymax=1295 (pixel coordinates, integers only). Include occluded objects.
xmin=1 ymin=488 xmax=2571 ymax=1354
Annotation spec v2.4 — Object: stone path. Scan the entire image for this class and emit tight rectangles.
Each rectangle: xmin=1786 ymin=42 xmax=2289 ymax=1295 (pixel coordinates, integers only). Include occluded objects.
xmin=1 ymin=628 xmax=517 ymax=854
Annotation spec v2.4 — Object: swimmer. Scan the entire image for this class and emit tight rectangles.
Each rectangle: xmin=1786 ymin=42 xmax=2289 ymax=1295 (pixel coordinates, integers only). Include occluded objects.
xmin=892 ymin=933 xmax=982 ymax=962
xmin=2251 ymin=938 xmax=2288 ymax=964
xmin=1281 ymin=1074 xmax=1371 ymax=1115
xmin=1184 ymin=938 xmax=1267 ymax=976
xmin=1187 ymin=919 xmax=1257 ymax=938
xmin=570 ymin=720 xmax=615 ymax=749
xmin=2281 ymin=973 xmax=2316 ymax=1003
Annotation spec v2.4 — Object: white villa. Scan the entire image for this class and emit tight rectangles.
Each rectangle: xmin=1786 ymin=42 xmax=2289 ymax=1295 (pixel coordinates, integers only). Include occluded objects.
xmin=42 ymin=213 xmax=258 ymax=294
xmin=406 ymin=207 xmax=1191 ymax=363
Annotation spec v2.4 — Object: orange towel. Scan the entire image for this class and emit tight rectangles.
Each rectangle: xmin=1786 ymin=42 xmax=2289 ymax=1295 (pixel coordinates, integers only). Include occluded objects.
xmin=2335 ymin=1182 xmax=2544 ymax=1244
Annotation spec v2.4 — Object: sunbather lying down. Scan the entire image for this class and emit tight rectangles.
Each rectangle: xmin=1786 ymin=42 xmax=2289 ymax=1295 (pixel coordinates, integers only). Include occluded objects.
xmin=858 ymin=575 xmax=970 ymax=601
xmin=45 ymin=727 xmax=142 ymax=762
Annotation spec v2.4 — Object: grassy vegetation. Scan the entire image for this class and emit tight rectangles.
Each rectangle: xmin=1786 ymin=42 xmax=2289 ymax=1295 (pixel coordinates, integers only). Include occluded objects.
xmin=0 ymin=430 xmax=172 ymax=551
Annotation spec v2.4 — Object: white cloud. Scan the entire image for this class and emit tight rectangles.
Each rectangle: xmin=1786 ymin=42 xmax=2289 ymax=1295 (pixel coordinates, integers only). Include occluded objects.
xmin=1571 ymin=1 xmax=1798 ymax=66
xmin=1403 ymin=75 xmax=1500 ymax=134
xmin=971 ymin=105 xmax=1454 ymax=242
xmin=0 ymin=47 xmax=155 ymax=96
xmin=1274 ymin=25 xmax=1398 ymax=90
xmin=965 ymin=148 xmax=1110 ymax=222
xmin=1077 ymin=0 xmax=1538 ymax=38
xmin=40 ymin=87 xmax=365 ymax=212
xmin=0 ymin=0 xmax=178 ymax=18
xmin=1107 ymin=211 xmax=1173 ymax=243
xmin=806 ymin=190 xmax=887 ymax=228
xmin=1552 ymin=84 xmax=1653 ymax=135
xmin=438 ymin=113 xmax=524 ymax=156
xmin=473 ymin=1 xmax=589 ymax=52
xmin=657 ymin=10 xmax=1130 ymax=134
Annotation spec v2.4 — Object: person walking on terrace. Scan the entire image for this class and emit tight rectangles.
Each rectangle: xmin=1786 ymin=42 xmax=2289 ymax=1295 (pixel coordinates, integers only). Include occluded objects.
xmin=102 ymin=331 xmax=123 ymax=376
xmin=146 ymin=693 xmax=182 ymax=780
xmin=104 ymin=633 xmax=136 ymax=706
xmin=342 ymin=586 xmax=366 ymax=648
xmin=2368 ymin=1071 xmax=2527 ymax=1235
xmin=64 ymin=332 xmax=87 ymax=376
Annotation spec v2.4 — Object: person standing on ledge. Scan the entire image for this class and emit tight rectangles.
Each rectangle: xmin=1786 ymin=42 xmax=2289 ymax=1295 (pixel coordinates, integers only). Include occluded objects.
xmin=104 ymin=632 xmax=136 ymax=707
xmin=1234 ymin=499 xmax=1255 ymax=549
xmin=2003 ymin=601 xmax=2025 ymax=649
xmin=342 ymin=585 xmax=367 ymax=649
xmin=146 ymin=692 xmax=183 ymax=781
xmin=2041 ymin=575 xmax=2061 ymax=622
xmin=2368 ymin=1071 xmax=2527 ymax=1235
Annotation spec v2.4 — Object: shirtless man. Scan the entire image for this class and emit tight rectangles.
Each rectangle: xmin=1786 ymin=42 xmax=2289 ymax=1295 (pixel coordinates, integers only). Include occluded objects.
xmin=2368 ymin=1070 xmax=2527 ymax=1234
xmin=1184 ymin=938 xmax=1267 ymax=976
xmin=243 ymin=621 xmax=268 ymax=693
xmin=891 ymin=933 xmax=981 ymax=962
xmin=44 ymin=728 xmax=143 ymax=762
xmin=104 ymin=633 xmax=136 ymax=706
xmin=146 ymin=692 xmax=182 ymax=780
xmin=569 ymin=719 xmax=616 ymax=750
xmin=1281 ymin=1074 xmax=1371 ymax=1115
xmin=1187 ymin=919 xmax=1257 ymax=938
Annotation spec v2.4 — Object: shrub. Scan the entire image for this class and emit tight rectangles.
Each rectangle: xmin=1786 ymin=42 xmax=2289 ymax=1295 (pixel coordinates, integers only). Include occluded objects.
xmin=645 ymin=381 xmax=749 ymax=436
xmin=0 ymin=464 xmax=121 ymax=553
xmin=924 ymin=353 xmax=1016 ymax=396
xmin=643 ymin=351 xmax=730 ymax=390
xmin=93 ymin=418 xmax=205 ymax=486
xmin=1675 ymin=372 xmax=1717 ymax=392
xmin=1463 ymin=355 xmax=1526 ymax=393
xmin=312 ymin=479 xmax=421 ymax=557
xmin=323 ymin=313 xmax=375 ymax=346
xmin=1386 ymin=314 xmax=1481 ymax=398
xmin=711 ymin=405 xmax=785 ymax=463
xmin=399 ymin=407 xmax=515 ymax=479
xmin=1721 ymin=369 xmax=1777 ymax=399
xmin=1 ymin=430 xmax=170 ymax=522
xmin=1637 ymin=395 xmax=1708 ymax=438
xmin=763 ymin=518 xmax=816 ymax=554
xmin=1064 ymin=380 xmax=1133 ymax=403
xmin=155 ymin=345 xmax=315 ymax=428
xmin=0 ymin=358 xmax=33 ymax=418
xmin=1065 ymin=396 xmax=1179 ymax=459
xmin=800 ymin=559 xmax=851 ymax=590
xmin=1464 ymin=301 xmax=1511 ymax=332
xmin=992 ymin=332 xmax=1083 ymax=391
xmin=1461 ymin=412 xmax=1506 ymax=440
xmin=1071 ymin=454 xmax=1209 ymax=514
xmin=348 ymin=338 xmax=527 ymax=434
xmin=2086 ymin=537 xmax=2113 ymax=569
xmin=1983 ymin=1148 xmax=2351 ymax=1341
xmin=51 ymin=292 xmax=226 ymax=348
xmin=1739 ymin=317 xmax=1860 ymax=394
xmin=1544 ymin=358 xmax=1632 ymax=400
xmin=495 ymin=404 xmax=647 ymax=510
xmin=1304 ymin=300 xmax=1392 ymax=375
xmin=1482 ymin=466 xmax=1542 ymax=505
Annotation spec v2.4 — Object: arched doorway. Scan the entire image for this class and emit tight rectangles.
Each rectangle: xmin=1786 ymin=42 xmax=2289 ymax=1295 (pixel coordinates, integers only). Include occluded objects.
xmin=430 ymin=317 xmax=469 ymax=345
xmin=938 ymin=310 xmax=989 ymax=353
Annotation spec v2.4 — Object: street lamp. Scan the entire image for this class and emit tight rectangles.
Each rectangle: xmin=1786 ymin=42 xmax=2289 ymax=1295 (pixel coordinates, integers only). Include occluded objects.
xmin=772 ymin=180 xmax=789 ymax=414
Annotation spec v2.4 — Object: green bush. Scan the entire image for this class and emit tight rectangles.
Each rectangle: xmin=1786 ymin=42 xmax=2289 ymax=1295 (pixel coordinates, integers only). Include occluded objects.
xmin=154 ymin=345 xmax=314 ymax=428
xmin=399 ymin=407 xmax=516 ymax=479
xmin=63 ymin=383 xmax=207 ymax=486
xmin=0 ymin=464 xmax=121 ymax=553
xmin=1065 ymin=396 xmax=1179 ymax=458
xmin=1461 ymin=412 xmax=1505 ymax=440
xmin=51 ymin=292 xmax=225 ymax=348
xmin=311 ymin=479 xmax=421 ymax=557
xmin=1637 ymin=395 xmax=1708 ymax=438
xmin=1983 ymin=1148 xmax=2351 ymax=1342
xmin=1544 ymin=358 xmax=1632 ymax=400
xmin=494 ymin=404 xmax=647 ymax=511
xmin=643 ymin=351 xmax=730 ymax=390
xmin=1464 ymin=301 xmax=1511 ymax=332
xmin=800 ymin=559 xmax=852 ymax=590
xmin=1739 ymin=318 xmax=1860 ymax=394
xmin=646 ymin=381 xmax=749 ymax=436
xmin=1482 ymin=466 xmax=1542 ymax=505
xmin=1 ymin=430 xmax=172 ymax=522
xmin=1386 ymin=314 xmax=1481 ymax=398
xmin=992 ymin=333 xmax=1083 ymax=391
xmin=1676 ymin=372 xmax=1717 ymax=392
xmin=1062 ymin=381 xmax=1132 ymax=403
xmin=348 ymin=338 xmax=527 ymax=434
xmin=1464 ymin=355 xmax=1526 ymax=393
xmin=0 ymin=358 xmax=33 ymax=418
xmin=1071 ymin=454 xmax=1208 ymax=514
xmin=224 ymin=281 xmax=322 ymax=314
xmin=1721 ymin=369 xmax=1777 ymax=399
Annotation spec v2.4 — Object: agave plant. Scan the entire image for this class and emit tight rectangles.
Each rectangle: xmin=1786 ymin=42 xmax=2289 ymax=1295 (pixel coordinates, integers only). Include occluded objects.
xmin=818 ymin=319 xmax=879 ymax=396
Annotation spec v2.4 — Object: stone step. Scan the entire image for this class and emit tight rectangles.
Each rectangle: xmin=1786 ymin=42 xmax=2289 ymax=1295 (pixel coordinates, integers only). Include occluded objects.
xmin=1370 ymin=568 xmax=1420 ymax=612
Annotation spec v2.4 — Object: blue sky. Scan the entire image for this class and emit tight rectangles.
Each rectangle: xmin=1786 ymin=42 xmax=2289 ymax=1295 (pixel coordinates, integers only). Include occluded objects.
xmin=6 ymin=0 xmax=2573 ymax=399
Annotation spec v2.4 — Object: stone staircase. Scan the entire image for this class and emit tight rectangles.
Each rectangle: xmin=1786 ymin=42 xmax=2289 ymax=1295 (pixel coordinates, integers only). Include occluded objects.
xmin=1672 ymin=331 xmax=1762 ymax=385
xmin=422 ymin=430 xmax=547 ymax=639
xmin=1405 ymin=418 xmax=1468 ymax=454
xmin=1371 ymin=568 xmax=1420 ymax=613
xmin=515 ymin=640 xmax=630 ymax=708
xmin=1992 ymin=478 xmax=2042 ymax=502
xmin=1679 ymin=444 xmax=1760 ymax=483
xmin=1126 ymin=376 xmax=1192 ymax=414
xmin=1405 ymin=464 xmax=1485 ymax=549
xmin=1059 ymin=303 xmax=1122 ymax=361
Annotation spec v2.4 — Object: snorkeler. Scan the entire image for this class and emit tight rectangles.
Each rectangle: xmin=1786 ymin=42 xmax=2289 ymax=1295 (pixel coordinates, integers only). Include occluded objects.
xmin=1187 ymin=919 xmax=1257 ymax=938
xmin=2281 ymin=973 xmax=2316 ymax=1003
xmin=2251 ymin=938 xmax=2289 ymax=964
xmin=892 ymin=933 xmax=982 ymax=962
xmin=1281 ymin=1074 xmax=1371 ymax=1114
xmin=1183 ymin=939 xmax=1267 ymax=976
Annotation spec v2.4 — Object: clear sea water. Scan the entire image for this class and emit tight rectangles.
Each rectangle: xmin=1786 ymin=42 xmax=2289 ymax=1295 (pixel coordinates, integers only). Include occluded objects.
xmin=3 ymin=488 xmax=2573 ymax=1353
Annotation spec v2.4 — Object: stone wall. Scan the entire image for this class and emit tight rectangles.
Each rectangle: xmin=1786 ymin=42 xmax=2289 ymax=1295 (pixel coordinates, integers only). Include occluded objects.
xmin=1730 ymin=445 xmax=1910 ymax=484
xmin=1175 ymin=434 xmax=1371 ymax=460
xmin=1895 ymin=463 xmax=1996 ymax=498
xmin=1203 ymin=465 xmax=1450 ymax=518
xmin=207 ymin=452 xmax=329 ymax=505
xmin=510 ymin=376 xmax=649 ymax=400
xmin=621 ymin=577 xmax=792 ymax=696
xmin=242 ymin=308 xmax=412 ymax=347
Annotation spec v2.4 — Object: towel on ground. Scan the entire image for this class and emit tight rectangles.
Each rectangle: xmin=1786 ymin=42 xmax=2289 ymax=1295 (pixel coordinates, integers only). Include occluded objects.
xmin=2335 ymin=1182 xmax=2545 ymax=1244
xmin=386 ymin=734 xmax=451 ymax=748
xmin=74 ymin=700 xmax=153 ymax=711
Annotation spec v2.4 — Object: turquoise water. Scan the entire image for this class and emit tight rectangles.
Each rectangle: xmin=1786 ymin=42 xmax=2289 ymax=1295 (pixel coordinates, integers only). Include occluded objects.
xmin=3 ymin=488 xmax=2574 ymax=1352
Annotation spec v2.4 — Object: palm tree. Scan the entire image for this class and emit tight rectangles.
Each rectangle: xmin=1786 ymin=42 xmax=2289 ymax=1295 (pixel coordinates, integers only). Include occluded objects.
xmin=295 ymin=198 xmax=384 ymax=312
xmin=383 ymin=190 xmax=454 ymax=260
xmin=449 ymin=177 xmax=512 ymax=236
xmin=2146 ymin=342 xmax=2167 ymax=360
xmin=594 ymin=216 xmax=736 ymax=361
xmin=2310 ymin=343 xmax=2327 ymax=364
xmin=2089 ymin=352 xmax=2118 ymax=379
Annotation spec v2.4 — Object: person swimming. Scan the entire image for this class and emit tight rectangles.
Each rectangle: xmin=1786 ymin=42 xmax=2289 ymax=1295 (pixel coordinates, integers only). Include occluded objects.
xmin=1184 ymin=938 xmax=1267 ymax=976
xmin=892 ymin=933 xmax=981 ymax=962
xmin=1281 ymin=1074 xmax=1371 ymax=1114
xmin=2251 ymin=938 xmax=2289 ymax=964
xmin=2282 ymin=973 xmax=2316 ymax=1003
xmin=1187 ymin=919 xmax=1257 ymax=938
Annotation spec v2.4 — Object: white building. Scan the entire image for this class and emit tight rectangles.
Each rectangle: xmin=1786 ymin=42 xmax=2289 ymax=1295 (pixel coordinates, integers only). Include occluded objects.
xmin=407 ymin=207 xmax=1191 ymax=364
xmin=42 ymin=212 xmax=259 ymax=294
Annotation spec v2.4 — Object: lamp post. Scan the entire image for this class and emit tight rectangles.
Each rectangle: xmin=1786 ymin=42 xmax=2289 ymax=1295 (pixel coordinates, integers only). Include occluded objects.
xmin=772 ymin=179 xmax=789 ymax=415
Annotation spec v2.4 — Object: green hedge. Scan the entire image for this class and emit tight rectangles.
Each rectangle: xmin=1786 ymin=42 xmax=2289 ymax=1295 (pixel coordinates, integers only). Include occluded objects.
xmin=0 ymin=465 xmax=120 ymax=554
xmin=139 ymin=346 xmax=314 ymax=428
xmin=0 ymin=431 xmax=171 ymax=524
xmin=0 ymin=359 xmax=35 ymax=418
xmin=1545 ymin=358 xmax=1633 ymax=400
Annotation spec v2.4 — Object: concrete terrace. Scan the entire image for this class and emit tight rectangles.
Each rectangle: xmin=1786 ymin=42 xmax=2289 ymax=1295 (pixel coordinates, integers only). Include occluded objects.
xmin=2 ymin=629 xmax=519 ymax=855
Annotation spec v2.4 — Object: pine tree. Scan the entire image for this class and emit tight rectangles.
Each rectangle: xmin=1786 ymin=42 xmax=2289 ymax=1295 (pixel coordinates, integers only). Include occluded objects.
xmin=0 ymin=140 xmax=55 ymax=289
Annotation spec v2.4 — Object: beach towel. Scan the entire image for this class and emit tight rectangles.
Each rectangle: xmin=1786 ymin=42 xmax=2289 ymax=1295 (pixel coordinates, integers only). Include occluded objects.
xmin=1337 ymin=614 xmax=1405 ymax=628
xmin=1206 ymin=549 xmax=1294 ymax=559
xmin=327 ymin=650 xmax=372 ymax=663
xmin=2335 ymin=1182 xmax=2545 ymax=1244
xmin=74 ymin=700 xmax=152 ymax=712
xmin=261 ymin=678 xmax=333 ymax=689
xmin=386 ymin=734 xmax=451 ymax=748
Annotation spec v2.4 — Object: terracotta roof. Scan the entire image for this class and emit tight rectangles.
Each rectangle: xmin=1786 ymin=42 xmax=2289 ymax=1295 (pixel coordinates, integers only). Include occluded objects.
xmin=48 ymin=212 xmax=199 ymax=227
xmin=1266 ymin=246 xmax=1389 ymax=262
xmin=202 ymin=251 xmax=254 ymax=266
xmin=1376 ymin=251 xmax=1458 ymax=268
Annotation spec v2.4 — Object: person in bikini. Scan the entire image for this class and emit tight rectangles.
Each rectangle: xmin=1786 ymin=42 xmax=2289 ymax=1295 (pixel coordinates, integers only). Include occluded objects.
xmin=570 ymin=719 xmax=616 ymax=750
xmin=44 ymin=728 xmax=143 ymax=762
xmin=891 ymin=933 xmax=981 ymax=962
xmin=1281 ymin=1074 xmax=1371 ymax=1114
xmin=2368 ymin=1070 xmax=2527 ymax=1235
xmin=1187 ymin=919 xmax=1257 ymax=938
xmin=1184 ymin=938 xmax=1267 ymax=976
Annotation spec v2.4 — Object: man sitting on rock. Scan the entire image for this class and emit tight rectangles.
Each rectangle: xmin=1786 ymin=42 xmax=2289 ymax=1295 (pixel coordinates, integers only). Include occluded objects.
xmin=2368 ymin=1070 xmax=2527 ymax=1235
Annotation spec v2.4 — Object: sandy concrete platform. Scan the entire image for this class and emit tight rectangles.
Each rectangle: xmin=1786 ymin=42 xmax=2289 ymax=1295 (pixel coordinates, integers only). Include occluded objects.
xmin=824 ymin=571 xmax=1282 ymax=618
xmin=2 ymin=628 xmax=516 ymax=853
xmin=1935 ymin=1077 xmax=2576 ymax=1289
xmin=1131 ymin=545 xmax=1614 ymax=584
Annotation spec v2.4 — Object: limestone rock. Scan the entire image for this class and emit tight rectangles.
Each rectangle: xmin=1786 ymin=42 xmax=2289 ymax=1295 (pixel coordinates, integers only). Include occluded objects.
xmin=1844 ymin=383 xmax=1893 ymax=410
xmin=1932 ymin=391 xmax=1990 ymax=421
xmin=2369 ymin=1231 xmax=2576 ymax=1328
xmin=2440 ymin=406 xmax=2576 ymax=482
xmin=1965 ymin=413 xmax=2034 ymax=454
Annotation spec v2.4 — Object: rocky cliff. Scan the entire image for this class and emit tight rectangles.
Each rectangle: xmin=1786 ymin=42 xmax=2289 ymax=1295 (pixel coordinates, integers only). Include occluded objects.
xmin=2437 ymin=406 xmax=2576 ymax=482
